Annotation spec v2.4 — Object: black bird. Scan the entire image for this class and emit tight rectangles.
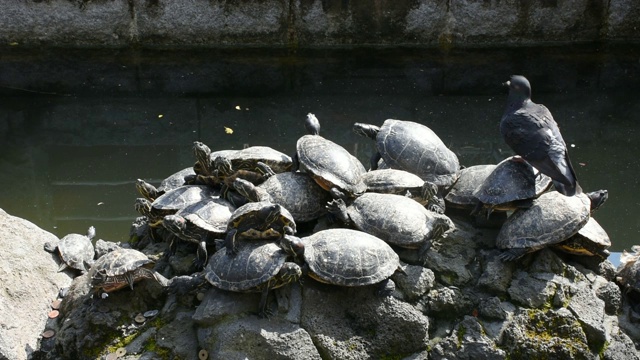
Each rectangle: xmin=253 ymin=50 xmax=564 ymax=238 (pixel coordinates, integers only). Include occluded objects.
xmin=500 ymin=75 xmax=580 ymax=196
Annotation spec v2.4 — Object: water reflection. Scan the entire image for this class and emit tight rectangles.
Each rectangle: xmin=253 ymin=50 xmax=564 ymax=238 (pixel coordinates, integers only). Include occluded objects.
xmin=0 ymin=46 xmax=639 ymax=252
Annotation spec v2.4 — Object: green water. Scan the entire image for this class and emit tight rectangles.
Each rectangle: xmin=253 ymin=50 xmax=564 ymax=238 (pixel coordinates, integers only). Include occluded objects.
xmin=0 ymin=45 xmax=639 ymax=253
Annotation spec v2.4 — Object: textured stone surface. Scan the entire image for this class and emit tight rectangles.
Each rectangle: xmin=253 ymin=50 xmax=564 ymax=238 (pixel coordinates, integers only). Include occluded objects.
xmin=0 ymin=208 xmax=72 ymax=360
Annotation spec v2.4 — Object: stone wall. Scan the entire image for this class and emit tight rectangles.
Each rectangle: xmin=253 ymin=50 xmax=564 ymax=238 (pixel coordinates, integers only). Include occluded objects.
xmin=0 ymin=0 xmax=638 ymax=48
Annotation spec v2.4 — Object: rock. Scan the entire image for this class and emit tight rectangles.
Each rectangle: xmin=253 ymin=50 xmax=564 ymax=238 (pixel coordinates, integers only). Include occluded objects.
xmin=392 ymin=263 xmax=435 ymax=302
xmin=478 ymin=250 xmax=515 ymax=295
xmin=568 ymin=287 xmax=607 ymax=347
xmin=0 ymin=209 xmax=72 ymax=360
xmin=422 ymin=223 xmax=478 ymax=286
xmin=602 ymin=329 xmax=640 ymax=360
xmin=156 ymin=311 xmax=199 ymax=360
xmin=595 ymin=280 xmax=623 ymax=315
xmin=478 ymin=297 xmax=507 ymax=320
xmin=507 ymin=271 xmax=557 ymax=308
xmin=431 ymin=316 xmax=507 ymax=360
xmin=426 ymin=286 xmax=473 ymax=317
xmin=198 ymin=316 xmax=321 ymax=360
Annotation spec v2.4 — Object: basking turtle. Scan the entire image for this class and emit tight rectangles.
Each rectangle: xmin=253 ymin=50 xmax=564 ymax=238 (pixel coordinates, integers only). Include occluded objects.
xmin=361 ymin=169 xmax=445 ymax=213
xmin=472 ymin=156 xmax=552 ymax=217
xmin=45 ymin=226 xmax=96 ymax=273
xmin=280 ymin=228 xmax=401 ymax=292
xmin=293 ymin=113 xmax=366 ymax=199
xmin=136 ymin=167 xmax=197 ymax=201
xmin=616 ymin=246 xmax=640 ymax=304
xmin=204 ymin=241 xmax=301 ymax=317
xmin=90 ymin=248 xmax=170 ymax=295
xmin=553 ymin=217 xmax=611 ymax=259
xmin=225 ymin=201 xmax=296 ymax=255
xmin=136 ymin=185 xmax=219 ymax=227
xmin=444 ymin=164 xmax=497 ymax=210
xmin=212 ymin=146 xmax=292 ymax=177
xmin=353 ymin=119 xmax=459 ymax=188
xmin=496 ymin=190 xmax=608 ymax=261
xmin=162 ymin=197 xmax=236 ymax=269
xmin=327 ymin=193 xmax=454 ymax=261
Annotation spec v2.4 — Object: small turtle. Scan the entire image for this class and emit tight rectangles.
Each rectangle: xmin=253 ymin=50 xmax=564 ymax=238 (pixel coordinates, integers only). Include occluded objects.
xmin=353 ymin=119 xmax=459 ymax=188
xmin=553 ymin=217 xmax=611 ymax=259
xmin=136 ymin=167 xmax=197 ymax=201
xmin=225 ymin=201 xmax=297 ymax=255
xmin=293 ymin=113 xmax=367 ymax=199
xmin=90 ymin=248 xmax=169 ymax=295
xmin=361 ymin=169 xmax=445 ymax=213
xmin=327 ymin=193 xmax=454 ymax=261
xmin=204 ymin=241 xmax=301 ymax=317
xmin=496 ymin=190 xmax=607 ymax=261
xmin=444 ymin=164 xmax=497 ymax=210
xmin=280 ymin=228 xmax=401 ymax=293
xmin=136 ymin=185 xmax=219 ymax=227
xmin=616 ymin=246 xmax=640 ymax=304
xmin=472 ymin=156 xmax=552 ymax=217
xmin=162 ymin=197 xmax=236 ymax=269
xmin=45 ymin=226 xmax=96 ymax=273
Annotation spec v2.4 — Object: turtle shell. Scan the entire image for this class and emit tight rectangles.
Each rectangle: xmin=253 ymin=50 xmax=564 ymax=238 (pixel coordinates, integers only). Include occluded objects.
xmin=158 ymin=167 xmax=196 ymax=193
xmin=296 ymin=135 xmax=366 ymax=197
xmin=301 ymin=228 xmax=399 ymax=286
xmin=445 ymin=164 xmax=497 ymax=208
xmin=346 ymin=193 xmax=454 ymax=249
xmin=92 ymin=248 xmax=153 ymax=277
xmin=554 ymin=217 xmax=611 ymax=258
xmin=58 ymin=226 xmax=96 ymax=272
xmin=616 ymin=247 xmax=640 ymax=294
xmin=152 ymin=185 xmax=218 ymax=212
xmin=374 ymin=119 xmax=459 ymax=187
xmin=228 ymin=201 xmax=297 ymax=238
xmin=204 ymin=241 xmax=289 ymax=292
xmin=223 ymin=146 xmax=292 ymax=173
xmin=258 ymin=172 xmax=331 ymax=222
xmin=497 ymin=191 xmax=591 ymax=254
xmin=176 ymin=197 xmax=236 ymax=234
xmin=361 ymin=169 xmax=424 ymax=194
xmin=473 ymin=156 xmax=552 ymax=210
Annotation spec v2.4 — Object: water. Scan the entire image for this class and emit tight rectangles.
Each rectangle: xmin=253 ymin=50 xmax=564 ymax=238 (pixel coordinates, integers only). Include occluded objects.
xmin=1 ymin=45 xmax=639 ymax=254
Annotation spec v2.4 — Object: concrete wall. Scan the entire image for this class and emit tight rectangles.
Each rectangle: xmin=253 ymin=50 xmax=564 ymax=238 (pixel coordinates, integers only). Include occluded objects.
xmin=0 ymin=0 xmax=638 ymax=48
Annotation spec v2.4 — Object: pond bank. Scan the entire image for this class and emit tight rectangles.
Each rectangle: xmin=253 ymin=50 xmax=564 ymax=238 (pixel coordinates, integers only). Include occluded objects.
xmin=1 ymin=0 xmax=639 ymax=49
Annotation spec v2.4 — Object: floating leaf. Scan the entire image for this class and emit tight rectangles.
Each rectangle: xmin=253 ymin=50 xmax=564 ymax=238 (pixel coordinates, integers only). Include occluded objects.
xmin=224 ymin=126 xmax=234 ymax=134
xmin=158 ymin=114 xmax=163 ymax=118
xmin=235 ymin=105 xmax=241 ymax=110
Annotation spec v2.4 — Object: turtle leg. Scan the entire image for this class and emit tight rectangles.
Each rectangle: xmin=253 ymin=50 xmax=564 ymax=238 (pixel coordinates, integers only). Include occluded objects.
xmin=375 ymin=278 xmax=396 ymax=297
xmin=225 ymin=229 xmax=239 ymax=256
xmin=418 ymin=241 xmax=432 ymax=266
xmin=325 ymin=198 xmax=351 ymax=224
xmin=369 ymin=152 xmax=382 ymax=171
xmin=193 ymin=240 xmax=208 ymax=270
xmin=498 ymin=248 xmax=530 ymax=262
xmin=291 ymin=153 xmax=300 ymax=172
xmin=125 ymin=272 xmax=136 ymax=290
xmin=164 ymin=235 xmax=178 ymax=261
xmin=329 ymin=187 xmax=348 ymax=200
xmin=256 ymin=161 xmax=276 ymax=179
xmin=258 ymin=282 xmax=273 ymax=318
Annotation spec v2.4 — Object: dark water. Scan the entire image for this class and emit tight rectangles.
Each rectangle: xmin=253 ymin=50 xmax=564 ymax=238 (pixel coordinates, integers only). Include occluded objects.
xmin=1 ymin=45 xmax=639 ymax=254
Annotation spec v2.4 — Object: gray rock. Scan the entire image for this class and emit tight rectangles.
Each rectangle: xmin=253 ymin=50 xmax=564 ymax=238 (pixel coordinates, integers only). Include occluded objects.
xmin=568 ymin=287 xmax=607 ymax=347
xmin=198 ymin=316 xmax=321 ymax=360
xmin=508 ymin=271 xmax=557 ymax=308
xmin=193 ymin=288 xmax=264 ymax=326
xmin=426 ymin=286 xmax=473 ymax=317
xmin=156 ymin=311 xmax=199 ymax=360
xmin=602 ymin=329 xmax=640 ymax=360
xmin=431 ymin=316 xmax=506 ymax=360
xmin=422 ymin=223 xmax=478 ymax=286
xmin=596 ymin=281 xmax=623 ymax=315
xmin=392 ymin=263 xmax=435 ymax=302
xmin=478 ymin=297 xmax=507 ymax=320
xmin=478 ymin=250 xmax=515 ymax=295
xmin=0 ymin=209 xmax=72 ymax=360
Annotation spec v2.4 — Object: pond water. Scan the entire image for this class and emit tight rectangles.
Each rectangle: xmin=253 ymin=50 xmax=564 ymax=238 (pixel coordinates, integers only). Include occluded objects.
xmin=1 ymin=45 xmax=639 ymax=255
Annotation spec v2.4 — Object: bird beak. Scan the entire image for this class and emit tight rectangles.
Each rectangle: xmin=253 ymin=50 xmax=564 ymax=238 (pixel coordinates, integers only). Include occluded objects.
xmin=502 ymin=80 xmax=511 ymax=87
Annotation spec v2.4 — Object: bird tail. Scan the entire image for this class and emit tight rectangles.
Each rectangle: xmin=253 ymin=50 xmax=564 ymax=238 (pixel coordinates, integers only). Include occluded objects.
xmin=553 ymin=180 xmax=581 ymax=196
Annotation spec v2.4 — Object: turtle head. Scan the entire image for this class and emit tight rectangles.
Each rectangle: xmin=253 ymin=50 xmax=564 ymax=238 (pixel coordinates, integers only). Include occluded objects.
xmin=262 ymin=204 xmax=283 ymax=225
xmin=504 ymin=75 xmax=531 ymax=101
xmin=193 ymin=141 xmax=211 ymax=161
xmin=214 ymin=156 xmax=233 ymax=176
xmin=87 ymin=226 xmax=96 ymax=240
xmin=232 ymin=178 xmax=260 ymax=201
xmin=586 ymin=189 xmax=608 ymax=212
xmin=90 ymin=268 xmax=108 ymax=288
xmin=134 ymin=198 xmax=152 ymax=216
xmin=304 ymin=113 xmax=321 ymax=136
xmin=162 ymin=215 xmax=187 ymax=235
xmin=278 ymin=263 xmax=302 ymax=285
xmin=280 ymin=234 xmax=305 ymax=261
xmin=352 ymin=122 xmax=380 ymax=140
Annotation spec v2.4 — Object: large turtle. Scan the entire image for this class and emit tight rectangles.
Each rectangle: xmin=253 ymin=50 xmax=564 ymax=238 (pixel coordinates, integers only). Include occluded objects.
xmin=553 ymin=217 xmax=611 ymax=259
xmin=280 ymin=228 xmax=401 ymax=293
xmin=444 ymin=164 xmax=497 ymax=210
xmin=293 ymin=113 xmax=367 ymax=200
xmin=472 ymin=156 xmax=552 ymax=217
xmin=204 ymin=241 xmax=301 ymax=317
xmin=327 ymin=193 xmax=454 ymax=261
xmin=225 ymin=201 xmax=297 ymax=255
xmin=90 ymin=248 xmax=169 ymax=295
xmin=162 ymin=197 xmax=236 ymax=269
xmin=45 ymin=226 xmax=96 ymax=273
xmin=353 ymin=119 xmax=460 ymax=188
xmin=497 ymin=190 xmax=608 ymax=261
xmin=361 ymin=169 xmax=445 ymax=213
xmin=136 ymin=185 xmax=219 ymax=227
xmin=136 ymin=167 xmax=196 ymax=201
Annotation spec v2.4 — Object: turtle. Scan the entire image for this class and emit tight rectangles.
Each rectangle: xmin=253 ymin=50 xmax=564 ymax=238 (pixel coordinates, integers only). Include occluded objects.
xmin=90 ymin=247 xmax=170 ymax=295
xmin=212 ymin=146 xmax=292 ymax=177
xmin=472 ymin=156 xmax=552 ymax=217
xmin=326 ymin=193 xmax=454 ymax=262
xmin=225 ymin=201 xmax=297 ymax=255
xmin=353 ymin=119 xmax=460 ymax=188
xmin=162 ymin=197 xmax=236 ymax=269
xmin=616 ymin=246 xmax=640 ymax=307
xmin=293 ymin=113 xmax=367 ymax=200
xmin=204 ymin=241 xmax=302 ymax=317
xmin=45 ymin=226 xmax=96 ymax=273
xmin=280 ymin=228 xmax=401 ymax=293
xmin=496 ymin=190 xmax=608 ymax=261
xmin=361 ymin=169 xmax=445 ymax=213
xmin=136 ymin=185 xmax=220 ymax=227
xmin=553 ymin=217 xmax=611 ymax=259
xmin=444 ymin=164 xmax=497 ymax=210
xmin=136 ymin=167 xmax=197 ymax=201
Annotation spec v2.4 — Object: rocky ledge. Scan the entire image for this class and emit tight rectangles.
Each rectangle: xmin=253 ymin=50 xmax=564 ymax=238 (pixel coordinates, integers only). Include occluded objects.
xmin=3 ymin=207 xmax=639 ymax=360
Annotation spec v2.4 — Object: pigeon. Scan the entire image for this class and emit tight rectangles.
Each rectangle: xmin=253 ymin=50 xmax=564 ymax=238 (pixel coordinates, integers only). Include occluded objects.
xmin=500 ymin=75 xmax=580 ymax=196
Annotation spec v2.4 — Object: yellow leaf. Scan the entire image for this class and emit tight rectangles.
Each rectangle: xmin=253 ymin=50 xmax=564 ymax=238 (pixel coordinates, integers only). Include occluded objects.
xmin=158 ymin=114 xmax=163 ymax=118
xmin=224 ymin=126 xmax=234 ymax=134
xmin=9 ymin=42 xmax=18 ymax=46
